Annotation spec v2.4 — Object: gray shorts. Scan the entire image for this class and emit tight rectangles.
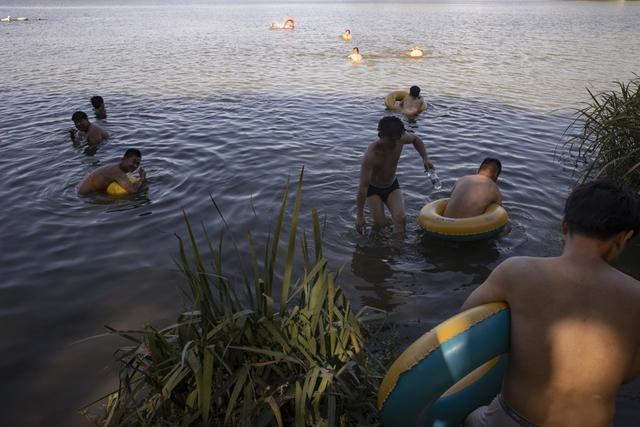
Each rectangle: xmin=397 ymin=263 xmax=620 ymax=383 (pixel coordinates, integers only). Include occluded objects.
xmin=463 ymin=393 xmax=538 ymax=427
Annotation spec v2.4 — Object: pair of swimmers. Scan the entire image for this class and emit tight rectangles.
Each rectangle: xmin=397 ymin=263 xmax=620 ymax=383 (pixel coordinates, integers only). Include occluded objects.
xmin=356 ymin=116 xmax=500 ymax=237
xmin=69 ymin=97 xmax=146 ymax=195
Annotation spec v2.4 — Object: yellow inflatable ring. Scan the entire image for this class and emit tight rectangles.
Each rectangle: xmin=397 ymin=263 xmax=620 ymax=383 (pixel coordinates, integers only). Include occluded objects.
xmin=378 ymin=303 xmax=510 ymax=426
xmin=106 ymin=176 xmax=138 ymax=196
xmin=418 ymin=198 xmax=508 ymax=241
xmin=384 ymin=91 xmax=427 ymax=111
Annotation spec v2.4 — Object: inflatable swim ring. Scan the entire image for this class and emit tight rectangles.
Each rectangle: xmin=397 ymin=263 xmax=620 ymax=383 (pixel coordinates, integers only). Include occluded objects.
xmin=418 ymin=198 xmax=508 ymax=241
xmin=384 ymin=91 xmax=427 ymax=111
xmin=378 ymin=302 xmax=510 ymax=427
xmin=106 ymin=176 xmax=138 ymax=196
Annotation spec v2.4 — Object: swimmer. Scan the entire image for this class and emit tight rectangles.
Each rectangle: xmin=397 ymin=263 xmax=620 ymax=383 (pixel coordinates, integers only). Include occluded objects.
xmin=90 ymin=95 xmax=107 ymax=120
xmin=461 ymin=180 xmax=640 ymax=427
xmin=69 ymin=111 xmax=109 ymax=146
xmin=341 ymin=29 xmax=352 ymax=41
xmin=78 ymin=148 xmax=146 ymax=195
xmin=443 ymin=158 xmax=502 ymax=218
xmin=356 ymin=116 xmax=434 ymax=237
xmin=348 ymin=47 xmax=362 ymax=62
xmin=271 ymin=17 xmax=295 ymax=30
xmin=399 ymin=85 xmax=427 ymax=116
xmin=408 ymin=47 xmax=423 ymax=57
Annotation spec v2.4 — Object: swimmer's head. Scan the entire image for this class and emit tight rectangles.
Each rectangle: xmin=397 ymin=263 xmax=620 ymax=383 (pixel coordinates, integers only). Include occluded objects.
xmin=71 ymin=111 xmax=90 ymax=131
xmin=90 ymin=96 xmax=104 ymax=109
xmin=345 ymin=29 xmax=351 ymax=34
xmin=409 ymin=86 xmax=421 ymax=98
xmin=352 ymin=47 xmax=359 ymax=54
xmin=121 ymin=148 xmax=142 ymax=172
xmin=378 ymin=116 xmax=406 ymax=140
xmin=478 ymin=158 xmax=502 ymax=181
xmin=563 ymin=180 xmax=640 ymax=242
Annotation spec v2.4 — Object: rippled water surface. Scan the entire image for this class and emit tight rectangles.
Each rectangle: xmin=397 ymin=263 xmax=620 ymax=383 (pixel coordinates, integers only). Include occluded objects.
xmin=1 ymin=1 xmax=640 ymax=425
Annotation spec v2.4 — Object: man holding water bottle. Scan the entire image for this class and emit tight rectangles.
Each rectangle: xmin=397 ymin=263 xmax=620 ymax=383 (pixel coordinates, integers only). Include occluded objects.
xmin=356 ymin=116 xmax=434 ymax=237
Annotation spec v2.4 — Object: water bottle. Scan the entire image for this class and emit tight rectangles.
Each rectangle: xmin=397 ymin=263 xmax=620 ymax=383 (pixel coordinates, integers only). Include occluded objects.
xmin=427 ymin=169 xmax=442 ymax=190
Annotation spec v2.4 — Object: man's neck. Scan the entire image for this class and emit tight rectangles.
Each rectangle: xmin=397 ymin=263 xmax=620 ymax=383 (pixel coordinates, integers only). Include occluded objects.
xmin=562 ymin=234 xmax=617 ymax=265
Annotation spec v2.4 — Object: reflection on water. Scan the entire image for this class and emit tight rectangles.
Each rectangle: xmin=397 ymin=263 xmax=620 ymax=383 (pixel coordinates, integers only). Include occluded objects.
xmin=1 ymin=1 xmax=640 ymax=425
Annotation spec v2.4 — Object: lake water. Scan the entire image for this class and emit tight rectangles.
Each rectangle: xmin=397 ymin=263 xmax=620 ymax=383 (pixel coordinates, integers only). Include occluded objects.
xmin=1 ymin=1 xmax=640 ymax=425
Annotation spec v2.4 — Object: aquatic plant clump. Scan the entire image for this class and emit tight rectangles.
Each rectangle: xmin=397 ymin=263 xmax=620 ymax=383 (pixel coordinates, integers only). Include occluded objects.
xmin=565 ymin=77 xmax=640 ymax=190
xmin=93 ymin=171 xmax=385 ymax=426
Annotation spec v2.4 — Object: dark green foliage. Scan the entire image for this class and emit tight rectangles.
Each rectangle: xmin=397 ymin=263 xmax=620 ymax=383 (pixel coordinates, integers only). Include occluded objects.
xmin=565 ymin=77 xmax=640 ymax=190
xmin=90 ymin=170 xmax=387 ymax=426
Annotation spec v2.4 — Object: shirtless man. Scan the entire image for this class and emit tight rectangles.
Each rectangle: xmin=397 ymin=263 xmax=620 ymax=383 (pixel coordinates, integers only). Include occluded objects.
xmin=444 ymin=158 xmax=502 ymax=218
xmin=400 ymin=86 xmax=427 ymax=116
xmin=461 ymin=180 xmax=640 ymax=427
xmin=341 ymin=29 xmax=352 ymax=41
xmin=356 ymin=116 xmax=434 ymax=237
xmin=90 ymin=95 xmax=107 ymax=120
xmin=69 ymin=111 xmax=109 ymax=146
xmin=78 ymin=148 xmax=146 ymax=195
xmin=348 ymin=47 xmax=362 ymax=62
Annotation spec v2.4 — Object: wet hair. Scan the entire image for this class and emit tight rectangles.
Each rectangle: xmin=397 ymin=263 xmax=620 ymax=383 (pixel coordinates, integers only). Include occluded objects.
xmin=378 ymin=116 xmax=406 ymax=139
xmin=90 ymin=96 xmax=104 ymax=109
xmin=71 ymin=111 xmax=88 ymax=122
xmin=124 ymin=148 xmax=142 ymax=159
xmin=409 ymin=86 xmax=421 ymax=97
xmin=353 ymin=47 xmax=360 ymax=54
xmin=478 ymin=158 xmax=502 ymax=177
xmin=564 ymin=180 xmax=640 ymax=240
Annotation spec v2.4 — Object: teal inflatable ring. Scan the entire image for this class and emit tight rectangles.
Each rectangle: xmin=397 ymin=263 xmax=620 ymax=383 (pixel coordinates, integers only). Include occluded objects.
xmin=377 ymin=303 xmax=510 ymax=427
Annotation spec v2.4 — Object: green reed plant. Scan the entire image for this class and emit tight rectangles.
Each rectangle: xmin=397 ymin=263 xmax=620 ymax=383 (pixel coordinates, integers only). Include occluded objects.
xmin=90 ymin=169 xmax=386 ymax=426
xmin=564 ymin=77 xmax=640 ymax=189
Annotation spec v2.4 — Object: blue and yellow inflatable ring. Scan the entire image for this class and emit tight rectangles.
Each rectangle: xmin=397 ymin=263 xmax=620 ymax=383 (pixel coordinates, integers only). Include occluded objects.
xmin=378 ymin=302 xmax=510 ymax=427
xmin=418 ymin=198 xmax=508 ymax=241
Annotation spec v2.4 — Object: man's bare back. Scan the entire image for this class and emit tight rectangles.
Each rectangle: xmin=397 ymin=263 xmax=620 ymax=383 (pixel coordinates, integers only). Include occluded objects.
xmin=444 ymin=174 xmax=501 ymax=218
xmin=400 ymin=95 xmax=425 ymax=116
xmin=462 ymin=180 xmax=640 ymax=427
xmin=78 ymin=149 xmax=145 ymax=195
xmin=465 ymin=254 xmax=640 ymax=427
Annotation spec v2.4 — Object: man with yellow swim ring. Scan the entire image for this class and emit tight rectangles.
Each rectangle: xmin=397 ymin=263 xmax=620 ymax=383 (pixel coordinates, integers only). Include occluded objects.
xmin=461 ymin=180 xmax=640 ymax=427
xmin=78 ymin=148 xmax=146 ymax=195
xmin=444 ymin=158 xmax=503 ymax=218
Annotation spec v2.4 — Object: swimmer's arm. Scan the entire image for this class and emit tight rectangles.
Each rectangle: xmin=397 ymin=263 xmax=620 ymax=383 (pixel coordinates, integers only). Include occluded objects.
xmin=114 ymin=169 xmax=145 ymax=193
xmin=405 ymin=133 xmax=433 ymax=170
xmin=356 ymin=153 xmax=373 ymax=233
xmin=461 ymin=259 xmax=511 ymax=311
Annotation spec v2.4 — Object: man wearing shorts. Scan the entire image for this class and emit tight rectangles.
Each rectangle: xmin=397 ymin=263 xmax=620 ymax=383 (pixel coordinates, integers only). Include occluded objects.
xmin=461 ymin=180 xmax=640 ymax=426
xmin=356 ymin=116 xmax=433 ymax=237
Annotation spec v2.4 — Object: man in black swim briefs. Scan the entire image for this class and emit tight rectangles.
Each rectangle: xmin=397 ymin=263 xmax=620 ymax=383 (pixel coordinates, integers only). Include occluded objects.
xmin=356 ymin=116 xmax=434 ymax=237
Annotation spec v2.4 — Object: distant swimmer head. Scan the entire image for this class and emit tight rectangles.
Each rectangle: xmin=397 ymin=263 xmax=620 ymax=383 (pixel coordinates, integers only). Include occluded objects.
xmin=284 ymin=18 xmax=295 ymax=29
xmin=409 ymin=86 xmax=421 ymax=98
xmin=563 ymin=180 xmax=640 ymax=245
xmin=478 ymin=157 xmax=502 ymax=181
xmin=71 ymin=111 xmax=90 ymax=131
xmin=342 ymin=29 xmax=352 ymax=40
xmin=352 ymin=47 xmax=360 ymax=54
xmin=90 ymin=96 xmax=104 ymax=109
xmin=121 ymin=148 xmax=142 ymax=172
xmin=378 ymin=116 xmax=406 ymax=140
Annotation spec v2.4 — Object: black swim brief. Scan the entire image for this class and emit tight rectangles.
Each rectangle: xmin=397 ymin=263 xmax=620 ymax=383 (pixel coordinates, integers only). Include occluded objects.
xmin=367 ymin=178 xmax=400 ymax=203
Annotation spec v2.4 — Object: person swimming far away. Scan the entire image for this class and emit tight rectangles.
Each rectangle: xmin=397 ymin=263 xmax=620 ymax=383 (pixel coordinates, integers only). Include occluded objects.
xmin=341 ymin=29 xmax=352 ymax=40
xmin=271 ymin=17 xmax=295 ymax=30
xmin=78 ymin=148 xmax=146 ymax=195
xmin=90 ymin=96 xmax=107 ymax=120
xmin=348 ymin=47 xmax=362 ymax=62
